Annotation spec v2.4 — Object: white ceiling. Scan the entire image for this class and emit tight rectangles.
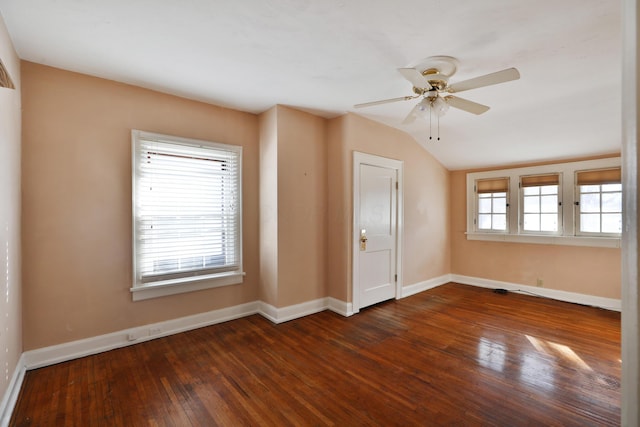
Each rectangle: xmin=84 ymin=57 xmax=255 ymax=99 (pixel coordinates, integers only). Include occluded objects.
xmin=0 ymin=0 xmax=621 ymax=170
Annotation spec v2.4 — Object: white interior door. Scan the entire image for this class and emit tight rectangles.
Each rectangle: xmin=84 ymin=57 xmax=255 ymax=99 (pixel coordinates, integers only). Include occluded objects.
xmin=356 ymin=162 xmax=398 ymax=309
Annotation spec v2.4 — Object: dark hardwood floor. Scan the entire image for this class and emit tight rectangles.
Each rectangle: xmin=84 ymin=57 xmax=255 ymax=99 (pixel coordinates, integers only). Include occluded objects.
xmin=11 ymin=283 xmax=621 ymax=426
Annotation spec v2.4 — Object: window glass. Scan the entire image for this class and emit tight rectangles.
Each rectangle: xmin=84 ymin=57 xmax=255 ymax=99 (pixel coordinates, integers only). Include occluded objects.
xmin=521 ymin=179 xmax=559 ymax=233
xmin=476 ymin=189 xmax=507 ymax=232
xmin=578 ymin=183 xmax=622 ymax=235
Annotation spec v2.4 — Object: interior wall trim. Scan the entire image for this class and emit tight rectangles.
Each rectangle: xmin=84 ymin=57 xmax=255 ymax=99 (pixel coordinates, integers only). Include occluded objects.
xmin=326 ymin=297 xmax=354 ymax=317
xmin=20 ymin=295 xmax=354 ymax=372
xmin=400 ymin=274 xmax=452 ymax=298
xmin=0 ymin=353 xmax=26 ymax=427
xmin=258 ymin=298 xmax=328 ymax=324
xmin=22 ymin=301 xmax=261 ymax=370
xmin=451 ymin=274 xmax=621 ymax=311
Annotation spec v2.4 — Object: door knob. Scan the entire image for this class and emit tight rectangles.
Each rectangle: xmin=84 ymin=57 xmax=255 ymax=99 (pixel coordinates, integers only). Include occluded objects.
xmin=360 ymin=229 xmax=367 ymax=251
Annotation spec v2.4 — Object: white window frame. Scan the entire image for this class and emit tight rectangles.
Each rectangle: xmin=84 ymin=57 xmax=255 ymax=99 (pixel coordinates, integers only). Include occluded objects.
xmin=131 ymin=130 xmax=244 ymax=301
xmin=575 ymin=175 xmax=622 ymax=238
xmin=474 ymin=178 xmax=510 ymax=233
xmin=466 ymin=157 xmax=621 ymax=248
xmin=518 ymin=174 xmax=562 ymax=236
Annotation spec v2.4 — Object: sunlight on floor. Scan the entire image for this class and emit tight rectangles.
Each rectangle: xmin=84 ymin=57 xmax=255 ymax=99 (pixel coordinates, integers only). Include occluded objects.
xmin=526 ymin=334 xmax=593 ymax=371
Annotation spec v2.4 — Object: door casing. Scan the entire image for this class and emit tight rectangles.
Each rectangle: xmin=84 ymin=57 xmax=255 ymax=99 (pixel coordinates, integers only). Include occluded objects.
xmin=352 ymin=151 xmax=404 ymax=313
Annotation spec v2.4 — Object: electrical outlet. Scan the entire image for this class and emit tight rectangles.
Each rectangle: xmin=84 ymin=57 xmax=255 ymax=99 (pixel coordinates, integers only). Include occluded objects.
xmin=149 ymin=327 xmax=162 ymax=336
xmin=536 ymin=278 xmax=544 ymax=287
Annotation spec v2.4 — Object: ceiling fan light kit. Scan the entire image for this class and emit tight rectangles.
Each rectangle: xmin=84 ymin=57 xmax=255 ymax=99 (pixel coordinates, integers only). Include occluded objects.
xmin=354 ymin=55 xmax=520 ymax=141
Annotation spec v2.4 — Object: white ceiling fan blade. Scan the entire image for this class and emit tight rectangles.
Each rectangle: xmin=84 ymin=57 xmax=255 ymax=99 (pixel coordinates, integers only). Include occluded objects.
xmin=402 ymin=103 xmax=420 ymax=124
xmin=398 ymin=68 xmax=432 ymax=89
xmin=444 ymin=96 xmax=490 ymax=115
xmin=448 ymin=67 xmax=520 ymax=93
xmin=354 ymin=95 xmax=417 ymax=108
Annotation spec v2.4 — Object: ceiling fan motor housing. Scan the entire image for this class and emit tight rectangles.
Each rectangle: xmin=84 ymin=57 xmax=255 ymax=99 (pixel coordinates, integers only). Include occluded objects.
xmin=423 ymin=71 xmax=449 ymax=91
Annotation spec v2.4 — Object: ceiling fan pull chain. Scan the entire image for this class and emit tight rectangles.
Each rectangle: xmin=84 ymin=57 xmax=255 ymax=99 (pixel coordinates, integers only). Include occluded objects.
xmin=429 ymin=106 xmax=433 ymax=140
xmin=437 ymin=114 xmax=441 ymax=141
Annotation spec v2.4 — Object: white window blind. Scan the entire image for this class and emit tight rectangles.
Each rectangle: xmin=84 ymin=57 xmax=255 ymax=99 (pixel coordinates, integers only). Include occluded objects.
xmin=132 ymin=131 xmax=242 ymax=287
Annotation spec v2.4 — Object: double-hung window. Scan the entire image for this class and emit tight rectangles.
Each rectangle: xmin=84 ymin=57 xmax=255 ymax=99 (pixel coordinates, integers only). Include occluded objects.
xmin=575 ymin=168 xmax=622 ymax=236
xmin=520 ymin=174 xmax=561 ymax=234
xmin=475 ymin=178 xmax=509 ymax=232
xmin=131 ymin=130 xmax=243 ymax=300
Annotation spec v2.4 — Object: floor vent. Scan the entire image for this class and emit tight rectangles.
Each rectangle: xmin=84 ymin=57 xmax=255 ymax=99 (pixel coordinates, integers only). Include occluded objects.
xmin=0 ymin=57 xmax=15 ymax=89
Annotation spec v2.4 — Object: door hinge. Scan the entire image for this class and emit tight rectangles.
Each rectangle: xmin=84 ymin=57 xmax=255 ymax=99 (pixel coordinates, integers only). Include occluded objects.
xmin=394 ymin=274 xmax=397 ymax=282
xmin=396 ymin=181 xmax=398 ymax=190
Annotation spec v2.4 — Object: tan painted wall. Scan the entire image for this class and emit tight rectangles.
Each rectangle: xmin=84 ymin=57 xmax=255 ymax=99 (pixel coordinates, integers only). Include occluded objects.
xmin=327 ymin=113 xmax=450 ymax=302
xmin=326 ymin=116 xmax=350 ymax=301
xmin=276 ymin=106 xmax=327 ymax=307
xmin=450 ymin=168 xmax=621 ymax=299
xmin=21 ymin=62 xmax=260 ymax=350
xmin=258 ymin=106 xmax=327 ymax=307
xmin=0 ymin=14 xmax=22 ymax=405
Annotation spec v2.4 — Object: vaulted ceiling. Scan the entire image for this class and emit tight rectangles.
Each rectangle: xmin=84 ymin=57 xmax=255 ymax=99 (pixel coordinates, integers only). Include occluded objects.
xmin=0 ymin=0 xmax=621 ymax=169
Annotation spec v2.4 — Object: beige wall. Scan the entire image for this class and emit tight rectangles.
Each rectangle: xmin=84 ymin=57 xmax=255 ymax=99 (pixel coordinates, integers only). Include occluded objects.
xmin=450 ymin=167 xmax=621 ymax=299
xmin=327 ymin=113 xmax=451 ymax=302
xmin=21 ymin=62 xmax=261 ymax=350
xmin=0 ymin=14 xmax=22 ymax=406
xmin=276 ymin=106 xmax=327 ymax=306
xmin=259 ymin=106 xmax=327 ymax=307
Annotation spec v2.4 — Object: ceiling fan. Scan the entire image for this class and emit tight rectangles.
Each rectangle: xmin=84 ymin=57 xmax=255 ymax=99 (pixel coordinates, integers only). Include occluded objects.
xmin=354 ymin=56 xmax=520 ymax=125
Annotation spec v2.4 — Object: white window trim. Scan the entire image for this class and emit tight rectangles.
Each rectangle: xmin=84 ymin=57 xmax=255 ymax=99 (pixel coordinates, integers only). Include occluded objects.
xmin=474 ymin=182 xmax=510 ymax=233
xmin=575 ymin=180 xmax=623 ymax=238
xmin=466 ymin=157 xmax=621 ymax=248
xmin=518 ymin=174 xmax=562 ymax=236
xmin=130 ymin=130 xmax=244 ymax=301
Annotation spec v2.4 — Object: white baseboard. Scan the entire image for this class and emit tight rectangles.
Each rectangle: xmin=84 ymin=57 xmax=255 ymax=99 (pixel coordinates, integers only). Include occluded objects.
xmin=259 ymin=297 xmax=334 ymax=324
xmin=0 ymin=354 xmax=26 ymax=427
xmin=326 ymin=297 xmax=353 ymax=317
xmin=21 ymin=296 xmax=355 ymax=371
xmin=23 ymin=301 xmax=260 ymax=370
xmin=401 ymin=274 xmax=452 ymax=298
xmin=450 ymin=274 xmax=621 ymax=311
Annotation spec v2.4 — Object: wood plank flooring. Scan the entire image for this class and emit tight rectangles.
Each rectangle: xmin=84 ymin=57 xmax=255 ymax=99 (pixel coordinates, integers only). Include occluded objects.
xmin=10 ymin=283 xmax=621 ymax=426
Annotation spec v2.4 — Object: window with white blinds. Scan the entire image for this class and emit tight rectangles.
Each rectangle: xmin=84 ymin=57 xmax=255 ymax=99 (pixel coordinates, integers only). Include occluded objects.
xmin=132 ymin=131 xmax=242 ymax=291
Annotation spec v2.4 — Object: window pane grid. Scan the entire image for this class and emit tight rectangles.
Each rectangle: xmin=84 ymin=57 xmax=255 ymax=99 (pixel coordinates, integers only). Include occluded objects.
xmin=522 ymin=184 xmax=559 ymax=232
xmin=476 ymin=189 xmax=507 ymax=231
xmin=578 ymin=184 xmax=621 ymax=234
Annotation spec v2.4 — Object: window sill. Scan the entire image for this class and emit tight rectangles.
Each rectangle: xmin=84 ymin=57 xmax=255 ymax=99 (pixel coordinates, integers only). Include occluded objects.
xmin=130 ymin=271 xmax=245 ymax=301
xmin=465 ymin=232 xmax=621 ymax=248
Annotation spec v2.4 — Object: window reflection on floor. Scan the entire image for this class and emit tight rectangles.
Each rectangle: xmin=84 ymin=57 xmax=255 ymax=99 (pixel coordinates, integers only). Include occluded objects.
xmin=526 ymin=335 xmax=593 ymax=371
xmin=477 ymin=337 xmax=506 ymax=372
xmin=477 ymin=334 xmax=596 ymax=393
xmin=520 ymin=352 xmax=556 ymax=392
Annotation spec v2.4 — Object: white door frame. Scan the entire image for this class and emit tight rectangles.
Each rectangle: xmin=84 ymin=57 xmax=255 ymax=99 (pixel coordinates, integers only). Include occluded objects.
xmin=352 ymin=151 xmax=404 ymax=313
xmin=622 ymin=0 xmax=639 ymax=423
